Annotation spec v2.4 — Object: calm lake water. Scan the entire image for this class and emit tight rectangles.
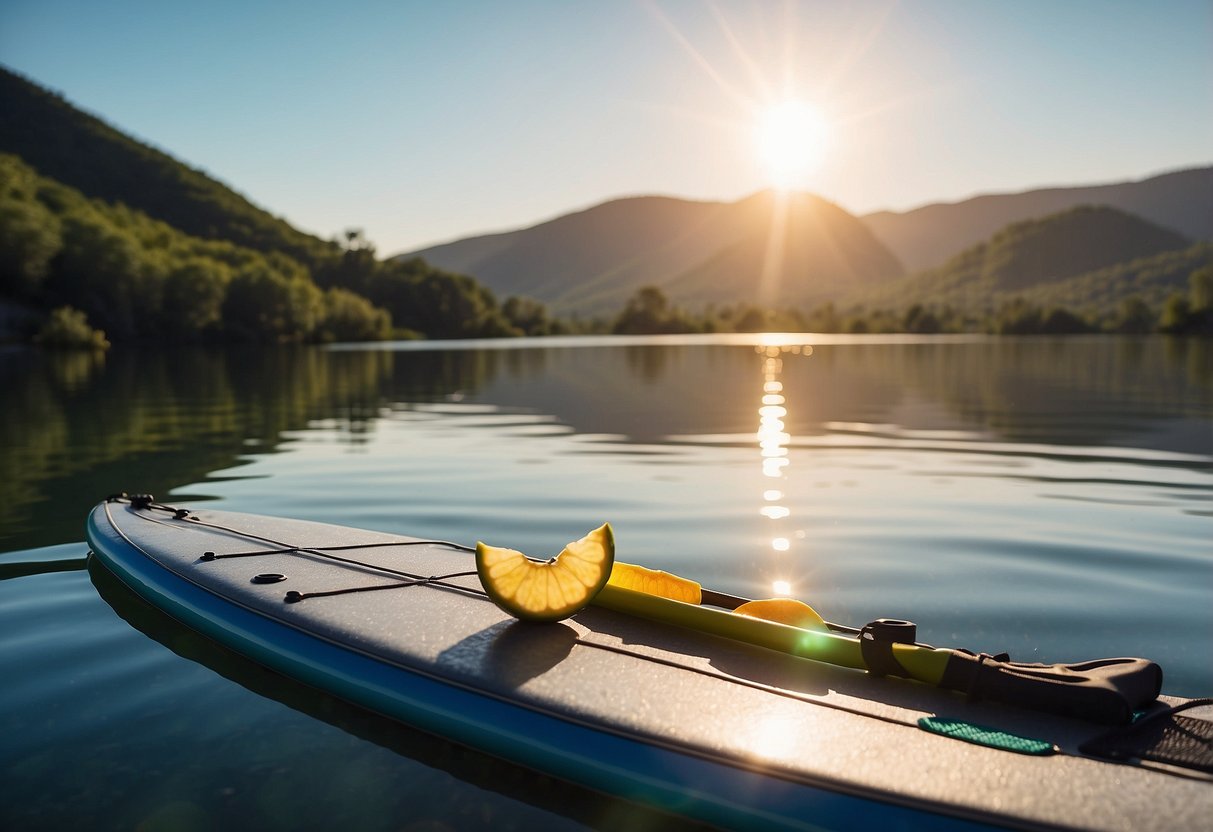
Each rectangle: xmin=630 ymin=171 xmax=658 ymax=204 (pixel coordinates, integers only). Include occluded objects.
xmin=2 ymin=334 xmax=1211 ymax=829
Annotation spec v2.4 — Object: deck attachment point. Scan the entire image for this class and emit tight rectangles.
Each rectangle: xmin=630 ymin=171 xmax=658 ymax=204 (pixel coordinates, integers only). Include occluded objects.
xmin=200 ymin=551 xmax=216 ymax=562
xmin=252 ymin=573 xmax=287 ymax=584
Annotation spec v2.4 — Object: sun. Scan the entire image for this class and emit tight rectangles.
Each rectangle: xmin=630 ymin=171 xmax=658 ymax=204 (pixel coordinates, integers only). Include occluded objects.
xmin=755 ymin=100 xmax=828 ymax=190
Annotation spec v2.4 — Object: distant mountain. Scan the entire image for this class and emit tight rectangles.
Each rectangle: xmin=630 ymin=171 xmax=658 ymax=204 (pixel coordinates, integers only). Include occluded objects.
xmin=861 ymin=167 xmax=1213 ymax=272
xmin=662 ymin=192 xmax=906 ymax=309
xmin=403 ymin=191 xmax=904 ymax=315
xmin=851 ymin=205 xmax=1196 ymax=314
xmin=0 ymin=65 xmax=333 ymax=266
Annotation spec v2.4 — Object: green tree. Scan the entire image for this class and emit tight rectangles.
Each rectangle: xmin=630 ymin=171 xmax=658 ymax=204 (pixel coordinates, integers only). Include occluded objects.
xmin=1111 ymin=296 xmax=1155 ymax=334
xmin=369 ymin=258 xmax=514 ymax=339
xmin=161 ymin=258 xmax=231 ymax=339
xmin=314 ymin=229 xmax=378 ymax=295
xmin=0 ymin=196 xmax=62 ymax=297
xmin=407 ymin=270 xmax=507 ymax=337
xmin=1189 ymin=266 xmax=1213 ymax=313
xmin=502 ymin=296 xmax=559 ymax=336
xmin=805 ymin=302 xmax=840 ymax=332
xmin=1186 ymin=266 xmax=1213 ymax=335
xmin=318 ymin=287 xmax=392 ymax=342
xmin=843 ymin=315 xmax=870 ymax=333
xmin=1159 ymin=293 xmax=1191 ymax=334
xmin=995 ymin=299 xmax=1043 ymax=334
xmin=732 ymin=305 xmax=773 ymax=332
xmin=49 ymin=210 xmax=156 ymax=338
xmin=612 ymin=286 xmax=697 ymax=334
xmin=222 ymin=261 xmax=323 ymax=342
xmin=32 ymin=305 xmax=110 ymax=350
xmin=1038 ymin=307 xmax=1093 ymax=334
xmin=903 ymin=304 xmax=942 ymax=333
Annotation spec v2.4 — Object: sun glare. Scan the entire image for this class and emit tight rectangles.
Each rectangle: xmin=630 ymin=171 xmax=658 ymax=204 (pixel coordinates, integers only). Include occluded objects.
xmin=756 ymin=100 xmax=828 ymax=189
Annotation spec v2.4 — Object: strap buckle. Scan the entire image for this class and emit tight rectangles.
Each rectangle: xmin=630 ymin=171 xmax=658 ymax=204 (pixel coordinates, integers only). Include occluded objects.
xmin=860 ymin=618 xmax=917 ymax=677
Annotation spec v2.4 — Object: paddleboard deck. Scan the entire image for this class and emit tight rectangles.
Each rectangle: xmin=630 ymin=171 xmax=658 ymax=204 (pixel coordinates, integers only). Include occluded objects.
xmin=86 ymin=499 xmax=1211 ymax=831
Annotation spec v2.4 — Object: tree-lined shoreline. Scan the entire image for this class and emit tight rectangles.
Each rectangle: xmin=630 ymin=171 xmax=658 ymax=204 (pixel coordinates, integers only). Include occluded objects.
xmin=2 ymin=66 xmax=1210 ymax=350
xmin=5 ymin=140 xmax=1209 ymax=349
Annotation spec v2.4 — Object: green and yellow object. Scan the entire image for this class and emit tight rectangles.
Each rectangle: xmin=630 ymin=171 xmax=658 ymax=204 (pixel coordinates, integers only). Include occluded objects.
xmin=475 ymin=534 xmax=1160 ymax=723
xmin=592 ymin=581 xmax=950 ymax=685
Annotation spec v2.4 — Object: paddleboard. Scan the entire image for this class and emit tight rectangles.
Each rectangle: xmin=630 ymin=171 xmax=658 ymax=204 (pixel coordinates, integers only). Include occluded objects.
xmin=86 ymin=497 xmax=1212 ymax=831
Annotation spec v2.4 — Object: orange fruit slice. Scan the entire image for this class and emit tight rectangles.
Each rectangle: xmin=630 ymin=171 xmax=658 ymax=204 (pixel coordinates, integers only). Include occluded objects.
xmin=476 ymin=524 xmax=615 ymax=622
xmin=607 ymin=562 xmax=702 ymax=604
xmin=734 ymin=598 xmax=827 ymax=631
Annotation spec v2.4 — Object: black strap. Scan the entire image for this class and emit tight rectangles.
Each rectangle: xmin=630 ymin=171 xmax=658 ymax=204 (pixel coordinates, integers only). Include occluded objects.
xmin=1080 ymin=698 xmax=1213 ymax=772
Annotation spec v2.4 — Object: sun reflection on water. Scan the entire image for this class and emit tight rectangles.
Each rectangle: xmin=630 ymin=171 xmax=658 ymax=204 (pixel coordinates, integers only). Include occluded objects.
xmin=755 ymin=343 xmax=813 ymax=598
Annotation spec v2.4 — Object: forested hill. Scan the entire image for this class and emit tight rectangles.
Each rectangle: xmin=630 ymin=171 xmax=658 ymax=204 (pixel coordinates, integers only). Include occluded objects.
xmin=861 ymin=166 xmax=1213 ymax=272
xmin=850 ymin=205 xmax=1197 ymax=314
xmin=0 ymin=65 xmax=333 ymax=267
xmin=0 ymin=68 xmax=569 ymax=346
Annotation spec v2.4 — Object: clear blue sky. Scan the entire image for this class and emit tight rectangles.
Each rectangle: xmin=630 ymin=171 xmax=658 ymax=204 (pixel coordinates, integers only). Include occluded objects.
xmin=3 ymin=0 xmax=1210 ymax=255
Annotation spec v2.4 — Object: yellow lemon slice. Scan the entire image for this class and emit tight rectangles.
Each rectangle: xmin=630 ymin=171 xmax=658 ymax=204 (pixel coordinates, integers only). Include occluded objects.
xmin=608 ymin=562 xmax=702 ymax=604
xmin=734 ymin=598 xmax=827 ymax=631
xmin=476 ymin=524 xmax=615 ymax=622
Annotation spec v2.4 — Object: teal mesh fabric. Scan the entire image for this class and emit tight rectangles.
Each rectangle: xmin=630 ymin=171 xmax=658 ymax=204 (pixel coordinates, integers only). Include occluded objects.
xmin=917 ymin=716 xmax=1056 ymax=756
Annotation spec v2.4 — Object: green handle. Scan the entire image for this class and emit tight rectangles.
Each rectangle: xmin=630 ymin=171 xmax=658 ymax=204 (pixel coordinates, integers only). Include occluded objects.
xmin=593 ymin=584 xmax=952 ymax=684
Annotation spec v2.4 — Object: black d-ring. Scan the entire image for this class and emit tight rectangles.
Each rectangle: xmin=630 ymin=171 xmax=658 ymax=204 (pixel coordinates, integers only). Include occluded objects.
xmin=252 ymin=573 xmax=287 ymax=584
